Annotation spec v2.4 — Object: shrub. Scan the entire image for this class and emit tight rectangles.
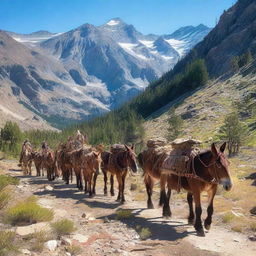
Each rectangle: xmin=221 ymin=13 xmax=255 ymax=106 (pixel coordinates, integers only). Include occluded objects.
xmin=30 ymin=230 xmax=53 ymax=252
xmin=0 ymin=175 xmax=19 ymax=191
xmin=4 ymin=196 xmax=53 ymax=225
xmin=116 ymin=209 xmax=133 ymax=220
xmin=0 ymin=230 xmax=18 ymax=256
xmin=0 ymin=189 xmax=11 ymax=210
xmin=138 ymin=227 xmax=151 ymax=240
xmin=222 ymin=212 xmax=235 ymax=223
xmin=51 ymin=219 xmax=76 ymax=237
xmin=66 ymin=244 xmax=82 ymax=255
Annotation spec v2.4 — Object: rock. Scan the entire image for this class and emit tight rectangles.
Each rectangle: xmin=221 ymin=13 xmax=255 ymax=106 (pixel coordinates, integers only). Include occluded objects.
xmin=21 ymin=249 xmax=31 ymax=255
xmin=16 ymin=222 xmax=50 ymax=236
xmin=72 ymin=234 xmax=89 ymax=243
xmin=65 ymin=253 xmax=71 ymax=256
xmin=104 ymin=217 xmax=110 ymax=223
xmin=44 ymin=240 xmax=58 ymax=251
xmin=45 ymin=185 xmax=54 ymax=191
xmin=81 ymin=213 xmax=86 ymax=218
xmin=88 ymin=216 xmax=95 ymax=221
xmin=250 ymin=206 xmax=256 ymax=215
xmin=61 ymin=237 xmax=72 ymax=246
xmin=248 ymin=235 xmax=256 ymax=241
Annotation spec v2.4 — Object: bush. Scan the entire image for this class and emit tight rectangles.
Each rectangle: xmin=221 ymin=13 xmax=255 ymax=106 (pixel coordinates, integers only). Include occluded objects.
xmin=67 ymin=244 xmax=82 ymax=255
xmin=167 ymin=107 xmax=183 ymax=140
xmin=0 ymin=175 xmax=19 ymax=191
xmin=138 ymin=227 xmax=151 ymax=240
xmin=28 ymin=230 xmax=53 ymax=252
xmin=0 ymin=230 xmax=18 ymax=256
xmin=0 ymin=189 xmax=11 ymax=210
xmin=4 ymin=196 xmax=54 ymax=225
xmin=51 ymin=219 xmax=76 ymax=237
xmin=222 ymin=212 xmax=236 ymax=223
xmin=116 ymin=209 xmax=134 ymax=220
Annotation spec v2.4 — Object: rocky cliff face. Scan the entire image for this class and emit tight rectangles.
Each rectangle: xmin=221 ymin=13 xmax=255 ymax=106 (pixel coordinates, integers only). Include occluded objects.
xmin=174 ymin=0 xmax=256 ymax=77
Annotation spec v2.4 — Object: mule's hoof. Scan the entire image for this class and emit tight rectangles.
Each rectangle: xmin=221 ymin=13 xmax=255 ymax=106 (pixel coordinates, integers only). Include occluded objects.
xmin=196 ymin=229 xmax=205 ymax=237
xmin=204 ymin=223 xmax=211 ymax=230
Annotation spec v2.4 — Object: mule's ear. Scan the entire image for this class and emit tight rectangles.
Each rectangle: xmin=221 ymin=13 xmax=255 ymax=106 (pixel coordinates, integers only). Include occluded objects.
xmin=220 ymin=142 xmax=226 ymax=153
xmin=93 ymin=152 xmax=98 ymax=157
xmin=131 ymin=144 xmax=135 ymax=150
xmin=211 ymin=143 xmax=218 ymax=156
xmin=125 ymin=144 xmax=130 ymax=151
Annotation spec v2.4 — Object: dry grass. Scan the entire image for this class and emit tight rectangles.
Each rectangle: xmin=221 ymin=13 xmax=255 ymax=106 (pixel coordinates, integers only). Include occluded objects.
xmin=116 ymin=209 xmax=134 ymax=220
xmin=51 ymin=219 xmax=76 ymax=237
xmin=0 ymin=175 xmax=18 ymax=191
xmin=66 ymin=244 xmax=83 ymax=255
xmin=24 ymin=230 xmax=53 ymax=252
xmin=4 ymin=196 xmax=54 ymax=226
xmin=0 ymin=230 xmax=18 ymax=256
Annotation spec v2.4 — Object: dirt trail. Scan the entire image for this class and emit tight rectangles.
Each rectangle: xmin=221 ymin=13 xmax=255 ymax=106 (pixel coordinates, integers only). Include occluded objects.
xmin=1 ymin=159 xmax=255 ymax=256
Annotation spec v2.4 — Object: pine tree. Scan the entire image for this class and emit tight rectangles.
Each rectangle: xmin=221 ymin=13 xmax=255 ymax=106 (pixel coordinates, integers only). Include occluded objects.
xmin=218 ymin=112 xmax=248 ymax=156
xmin=167 ymin=107 xmax=184 ymax=141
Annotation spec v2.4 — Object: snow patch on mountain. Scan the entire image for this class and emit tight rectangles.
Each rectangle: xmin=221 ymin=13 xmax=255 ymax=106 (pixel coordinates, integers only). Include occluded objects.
xmin=107 ymin=19 xmax=120 ymax=26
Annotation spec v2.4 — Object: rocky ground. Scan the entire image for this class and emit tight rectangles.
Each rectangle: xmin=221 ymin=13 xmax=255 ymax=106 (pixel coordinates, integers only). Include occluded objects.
xmin=0 ymin=159 xmax=255 ymax=256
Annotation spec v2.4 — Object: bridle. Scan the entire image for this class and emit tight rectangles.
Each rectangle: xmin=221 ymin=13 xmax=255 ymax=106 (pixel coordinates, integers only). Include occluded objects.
xmin=195 ymin=152 xmax=229 ymax=184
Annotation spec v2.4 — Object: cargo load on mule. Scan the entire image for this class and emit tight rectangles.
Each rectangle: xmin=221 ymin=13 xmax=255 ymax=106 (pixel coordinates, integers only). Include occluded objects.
xmin=145 ymin=138 xmax=201 ymax=178
xmin=110 ymin=144 xmax=127 ymax=154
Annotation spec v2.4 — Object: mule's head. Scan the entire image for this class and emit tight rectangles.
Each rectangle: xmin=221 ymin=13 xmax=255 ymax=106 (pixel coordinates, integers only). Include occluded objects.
xmin=125 ymin=144 xmax=138 ymax=173
xmin=92 ymin=151 xmax=102 ymax=175
xmin=210 ymin=142 xmax=232 ymax=191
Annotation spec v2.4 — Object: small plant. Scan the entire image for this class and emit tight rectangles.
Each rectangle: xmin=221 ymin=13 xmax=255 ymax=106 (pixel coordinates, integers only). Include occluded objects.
xmin=0 ymin=230 xmax=18 ymax=256
xmin=0 ymin=188 xmax=11 ymax=210
xmin=66 ymin=244 xmax=82 ymax=255
xmin=138 ymin=227 xmax=151 ymax=240
xmin=231 ymin=225 xmax=242 ymax=233
xmin=30 ymin=230 xmax=53 ymax=252
xmin=5 ymin=196 xmax=54 ymax=225
xmin=0 ymin=175 xmax=19 ymax=191
xmin=250 ymin=221 xmax=256 ymax=232
xmin=51 ymin=219 xmax=76 ymax=237
xmin=222 ymin=212 xmax=235 ymax=223
xmin=116 ymin=209 xmax=133 ymax=220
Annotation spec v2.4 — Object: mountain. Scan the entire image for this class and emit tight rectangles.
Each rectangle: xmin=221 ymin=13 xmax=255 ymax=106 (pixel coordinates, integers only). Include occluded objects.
xmin=126 ymin=0 xmax=256 ymax=120
xmin=174 ymin=0 xmax=256 ymax=77
xmin=0 ymin=19 xmax=211 ymax=129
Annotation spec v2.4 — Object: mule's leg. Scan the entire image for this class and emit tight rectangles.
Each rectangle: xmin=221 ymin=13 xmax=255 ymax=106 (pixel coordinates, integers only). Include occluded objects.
xmin=92 ymin=172 xmax=98 ymax=195
xmin=103 ymin=171 xmax=108 ymax=195
xmin=187 ymin=192 xmax=195 ymax=224
xmin=159 ymin=175 xmax=167 ymax=206
xmin=116 ymin=174 xmax=122 ymax=202
xmin=144 ymin=174 xmax=154 ymax=209
xmin=162 ymin=188 xmax=172 ymax=217
xmin=28 ymin=161 xmax=32 ymax=176
xmin=204 ymin=186 xmax=217 ymax=230
xmin=121 ymin=172 xmax=127 ymax=204
xmin=110 ymin=175 xmax=115 ymax=196
xmin=88 ymin=173 xmax=93 ymax=197
xmin=193 ymin=190 xmax=205 ymax=236
xmin=82 ymin=170 xmax=88 ymax=194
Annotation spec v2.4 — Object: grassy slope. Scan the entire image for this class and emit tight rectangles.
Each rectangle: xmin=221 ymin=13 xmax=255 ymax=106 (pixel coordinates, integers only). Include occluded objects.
xmin=144 ymin=67 xmax=256 ymax=234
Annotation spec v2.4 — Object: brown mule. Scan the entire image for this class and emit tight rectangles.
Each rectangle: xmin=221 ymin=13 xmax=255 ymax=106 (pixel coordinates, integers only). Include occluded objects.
xmin=101 ymin=145 xmax=138 ymax=203
xmin=82 ymin=151 xmax=102 ymax=197
xmin=138 ymin=148 xmax=171 ymax=214
xmin=165 ymin=142 xmax=232 ymax=236
xmin=20 ymin=143 xmax=33 ymax=175
xmin=31 ymin=151 xmax=43 ymax=176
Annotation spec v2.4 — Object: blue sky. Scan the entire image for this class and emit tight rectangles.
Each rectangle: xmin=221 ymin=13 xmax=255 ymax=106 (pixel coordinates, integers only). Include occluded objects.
xmin=0 ymin=0 xmax=235 ymax=34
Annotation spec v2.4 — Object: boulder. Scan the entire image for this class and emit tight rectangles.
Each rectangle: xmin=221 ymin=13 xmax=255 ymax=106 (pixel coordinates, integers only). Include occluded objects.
xmin=44 ymin=240 xmax=58 ymax=251
xmin=16 ymin=222 xmax=50 ymax=236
